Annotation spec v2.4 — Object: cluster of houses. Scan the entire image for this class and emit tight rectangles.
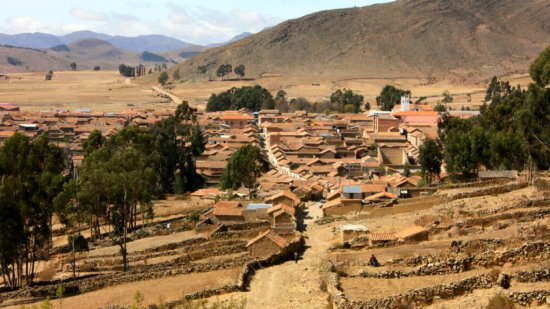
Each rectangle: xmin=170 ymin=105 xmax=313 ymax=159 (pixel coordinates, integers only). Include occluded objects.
xmin=0 ymin=104 xmax=173 ymax=168
xmin=0 ymin=99 xmax=486 ymax=258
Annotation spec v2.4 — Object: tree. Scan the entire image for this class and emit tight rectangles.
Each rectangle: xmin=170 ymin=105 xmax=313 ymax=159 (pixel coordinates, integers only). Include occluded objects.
xmin=190 ymin=125 xmax=206 ymax=157
xmin=173 ymin=69 xmax=181 ymax=80
xmin=442 ymin=90 xmax=453 ymax=103
xmin=93 ymin=66 xmax=101 ymax=71
xmin=70 ymin=62 xmax=77 ymax=71
xmin=330 ymin=89 xmax=364 ymax=113
xmin=403 ymin=163 xmax=411 ymax=177
xmin=220 ymin=145 xmax=269 ymax=198
xmin=53 ymin=180 xmax=86 ymax=278
xmin=530 ymin=45 xmax=550 ymax=87
xmin=45 ymin=70 xmax=53 ymax=81
xmin=434 ymin=103 xmax=447 ymax=112
xmin=83 ymin=126 xmax=158 ymax=271
xmin=376 ymin=85 xmax=411 ymax=111
xmin=234 ymin=65 xmax=245 ymax=79
xmin=198 ymin=65 xmax=207 ymax=74
xmin=0 ymin=133 xmax=65 ymax=287
xmin=149 ymin=101 xmax=202 ymax=195
xmin=276 ymin=90 xmax=287 ymax=100
xmin=206 ymin=85 xmax=274 ymax=112
xmin=119 ymin=64 xmax=134 ymax=77
xmin=216 ymin=64 xmax=233 ymax=80
xmin=158 ymin=71 xmax=169 ymax=86
xmin=419 ymin=138 xmax=443 ymax=185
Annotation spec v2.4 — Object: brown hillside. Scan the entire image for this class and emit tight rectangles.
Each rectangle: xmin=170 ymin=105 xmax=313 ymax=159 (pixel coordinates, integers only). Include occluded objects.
xmin=175 ymin=0 xmax=550 ymax=82
xmin=0 ymin=46 xmax=69 ymax=73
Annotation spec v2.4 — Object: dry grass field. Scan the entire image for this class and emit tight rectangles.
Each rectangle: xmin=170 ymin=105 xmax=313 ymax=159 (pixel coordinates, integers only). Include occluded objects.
xmin=1 ymin=70 xmax=534 ymax=113
xmin=0 ymin=70 xmax=177 ymax=112
xmin=3 ymin=268 xmax=242 ymax=309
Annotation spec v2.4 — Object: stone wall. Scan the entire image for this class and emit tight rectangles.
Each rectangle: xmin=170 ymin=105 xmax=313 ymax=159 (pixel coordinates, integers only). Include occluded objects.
xmin=448 ymin=182 xmax=528 ymax=201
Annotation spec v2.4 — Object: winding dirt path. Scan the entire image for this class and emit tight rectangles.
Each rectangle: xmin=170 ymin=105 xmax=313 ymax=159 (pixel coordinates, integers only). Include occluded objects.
xmin=244 ymin=203 xmax=331 ymax=308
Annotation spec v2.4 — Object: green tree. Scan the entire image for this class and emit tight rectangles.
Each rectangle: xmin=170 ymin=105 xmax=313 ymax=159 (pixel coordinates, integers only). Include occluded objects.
xmin=442 ymin=90 xmax=453 ymax=103
xmin=53 ymin=179 xmax=85 ymax=278
xmin=190 ymin=125 xmax=206 ymax=157
xmin=118 ymin=64 xmax=134 ymax=77
xmin=330 ymin=89 xmax=364 ymax=113
xmin=403 ymin=163 xmax=411 ymax=177
xmin=93 ymin=66 xmax=100 ymax=71
xmin=216 ymin=64 xmax=233 ymax=80
xmin=220 ymin=145 xmax=269 ymax=198
xmin=70 ymin=62 xmax=77 ymax=70
xmin=419 ymin=138 xmax=443 ymax=185
xmin=45 ymin=70 xmax=53 ymax=81
xmin=0 ymin=133 xmax=65 ymax=287
xmin=530 ymin=45 xmax=550 ymax=87
xmin=173 ymin=69 xmax=181 ymax=80
xmin=234 ymin=64 xmax=245 ymax=79
xmin=149 ymin=101 xmax=202 ymax=195
xmin=376 ymin=85 xmax=411 ymax=111
xmin=434 ymin=103 xmax=447 ymax=112
xmin=158 ymin=71 xmax=169 ymax=85
xmin=206 ymin=85 xmax=274 ymax=112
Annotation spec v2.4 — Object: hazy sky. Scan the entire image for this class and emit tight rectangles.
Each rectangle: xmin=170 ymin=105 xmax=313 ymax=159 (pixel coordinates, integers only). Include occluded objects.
xmin=1 ymin=0 xmax=393 ymax=44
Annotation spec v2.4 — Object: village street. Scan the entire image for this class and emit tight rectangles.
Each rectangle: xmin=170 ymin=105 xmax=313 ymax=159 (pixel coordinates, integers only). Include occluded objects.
xmin=244 ymin=203 xmax=332 ymax=308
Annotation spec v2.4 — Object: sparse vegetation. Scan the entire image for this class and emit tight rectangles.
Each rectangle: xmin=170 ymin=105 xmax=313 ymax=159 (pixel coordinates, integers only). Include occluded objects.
xmin=7 ymin=56 xmax=23 ymax=66
xmin=487 ymin=294 xmax=515 ymax=309
xmin=141 ymin=51 xmax=168 ymax=62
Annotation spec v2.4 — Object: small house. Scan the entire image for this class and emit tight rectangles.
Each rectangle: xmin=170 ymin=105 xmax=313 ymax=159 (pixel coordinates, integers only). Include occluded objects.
xmin=395 ymin=225 xmax=429 ymax=243
xmin=246 ymin=230 xmax=289 ymax=258
xmin=321 ymin=198 xmax=362 ymax=216
xmin=267 ymin=204 xmax=296 ymax=229
xmin=368 ymin=232 xmax=396 ymax=246
xmin=264 ymin=191 xmax=301 ymax=208
xmin=341 ymin=224 xmax=368 ymax=242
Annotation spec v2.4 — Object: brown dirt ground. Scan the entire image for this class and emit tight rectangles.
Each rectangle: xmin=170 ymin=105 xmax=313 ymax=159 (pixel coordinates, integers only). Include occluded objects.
xmin=3 ymin=268 xmax=242 ymax=309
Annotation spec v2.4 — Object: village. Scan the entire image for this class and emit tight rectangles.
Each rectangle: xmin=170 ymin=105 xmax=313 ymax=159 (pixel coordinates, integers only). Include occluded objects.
xmin=1 ymin=91 xmax=548 ymax=309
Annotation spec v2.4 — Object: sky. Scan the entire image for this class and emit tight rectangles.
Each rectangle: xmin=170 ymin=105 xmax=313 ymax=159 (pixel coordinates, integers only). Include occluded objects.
xmin=0 ymin=0 xmax=393 ymax=45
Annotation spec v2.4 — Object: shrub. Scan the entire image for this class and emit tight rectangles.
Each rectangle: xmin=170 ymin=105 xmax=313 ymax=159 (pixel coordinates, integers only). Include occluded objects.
xmin=140 ymin=51 xmax=168 ymax=62
xmin=486 ymin=294 xmax=515 ymax=309
xmin=7 ymin=56 xmax=22 ymax=66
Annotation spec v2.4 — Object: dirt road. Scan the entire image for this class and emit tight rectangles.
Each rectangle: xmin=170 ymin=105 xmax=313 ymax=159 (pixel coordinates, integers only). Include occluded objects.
xmin=244 ymin=203 xmax=330 ymax=308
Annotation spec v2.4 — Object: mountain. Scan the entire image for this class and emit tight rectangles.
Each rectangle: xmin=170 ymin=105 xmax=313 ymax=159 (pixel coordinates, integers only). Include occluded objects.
xmin=207 ymin=32 xmax=253 ymax=47
xmin=0 ymin=38 xmax=178 ymax=72
xmin=174 ymin=0 xmax=550 ymax=81
xmin=0 ymin=33 xmax=62 ymax=49
xmin=0 ymin=31 xmax=196 ymax=52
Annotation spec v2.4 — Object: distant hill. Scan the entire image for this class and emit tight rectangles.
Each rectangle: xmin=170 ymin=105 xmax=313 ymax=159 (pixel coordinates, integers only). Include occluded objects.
xmin=0 ymin=38 xmax=179 ymax=73
xmin=174 ymin=0 xmax=550 ymax=81
xmin=0 ymin=30 xmax=197 ymax=52
xmin=161 ymin=45 xmax=210 ymax=63
xmin=208 ymin=32 xmax=253 ymax=48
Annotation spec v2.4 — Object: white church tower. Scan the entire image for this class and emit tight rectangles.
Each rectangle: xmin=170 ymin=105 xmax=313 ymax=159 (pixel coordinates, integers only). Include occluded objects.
xmin=400 ymin=96 xmax=411 ymax=111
